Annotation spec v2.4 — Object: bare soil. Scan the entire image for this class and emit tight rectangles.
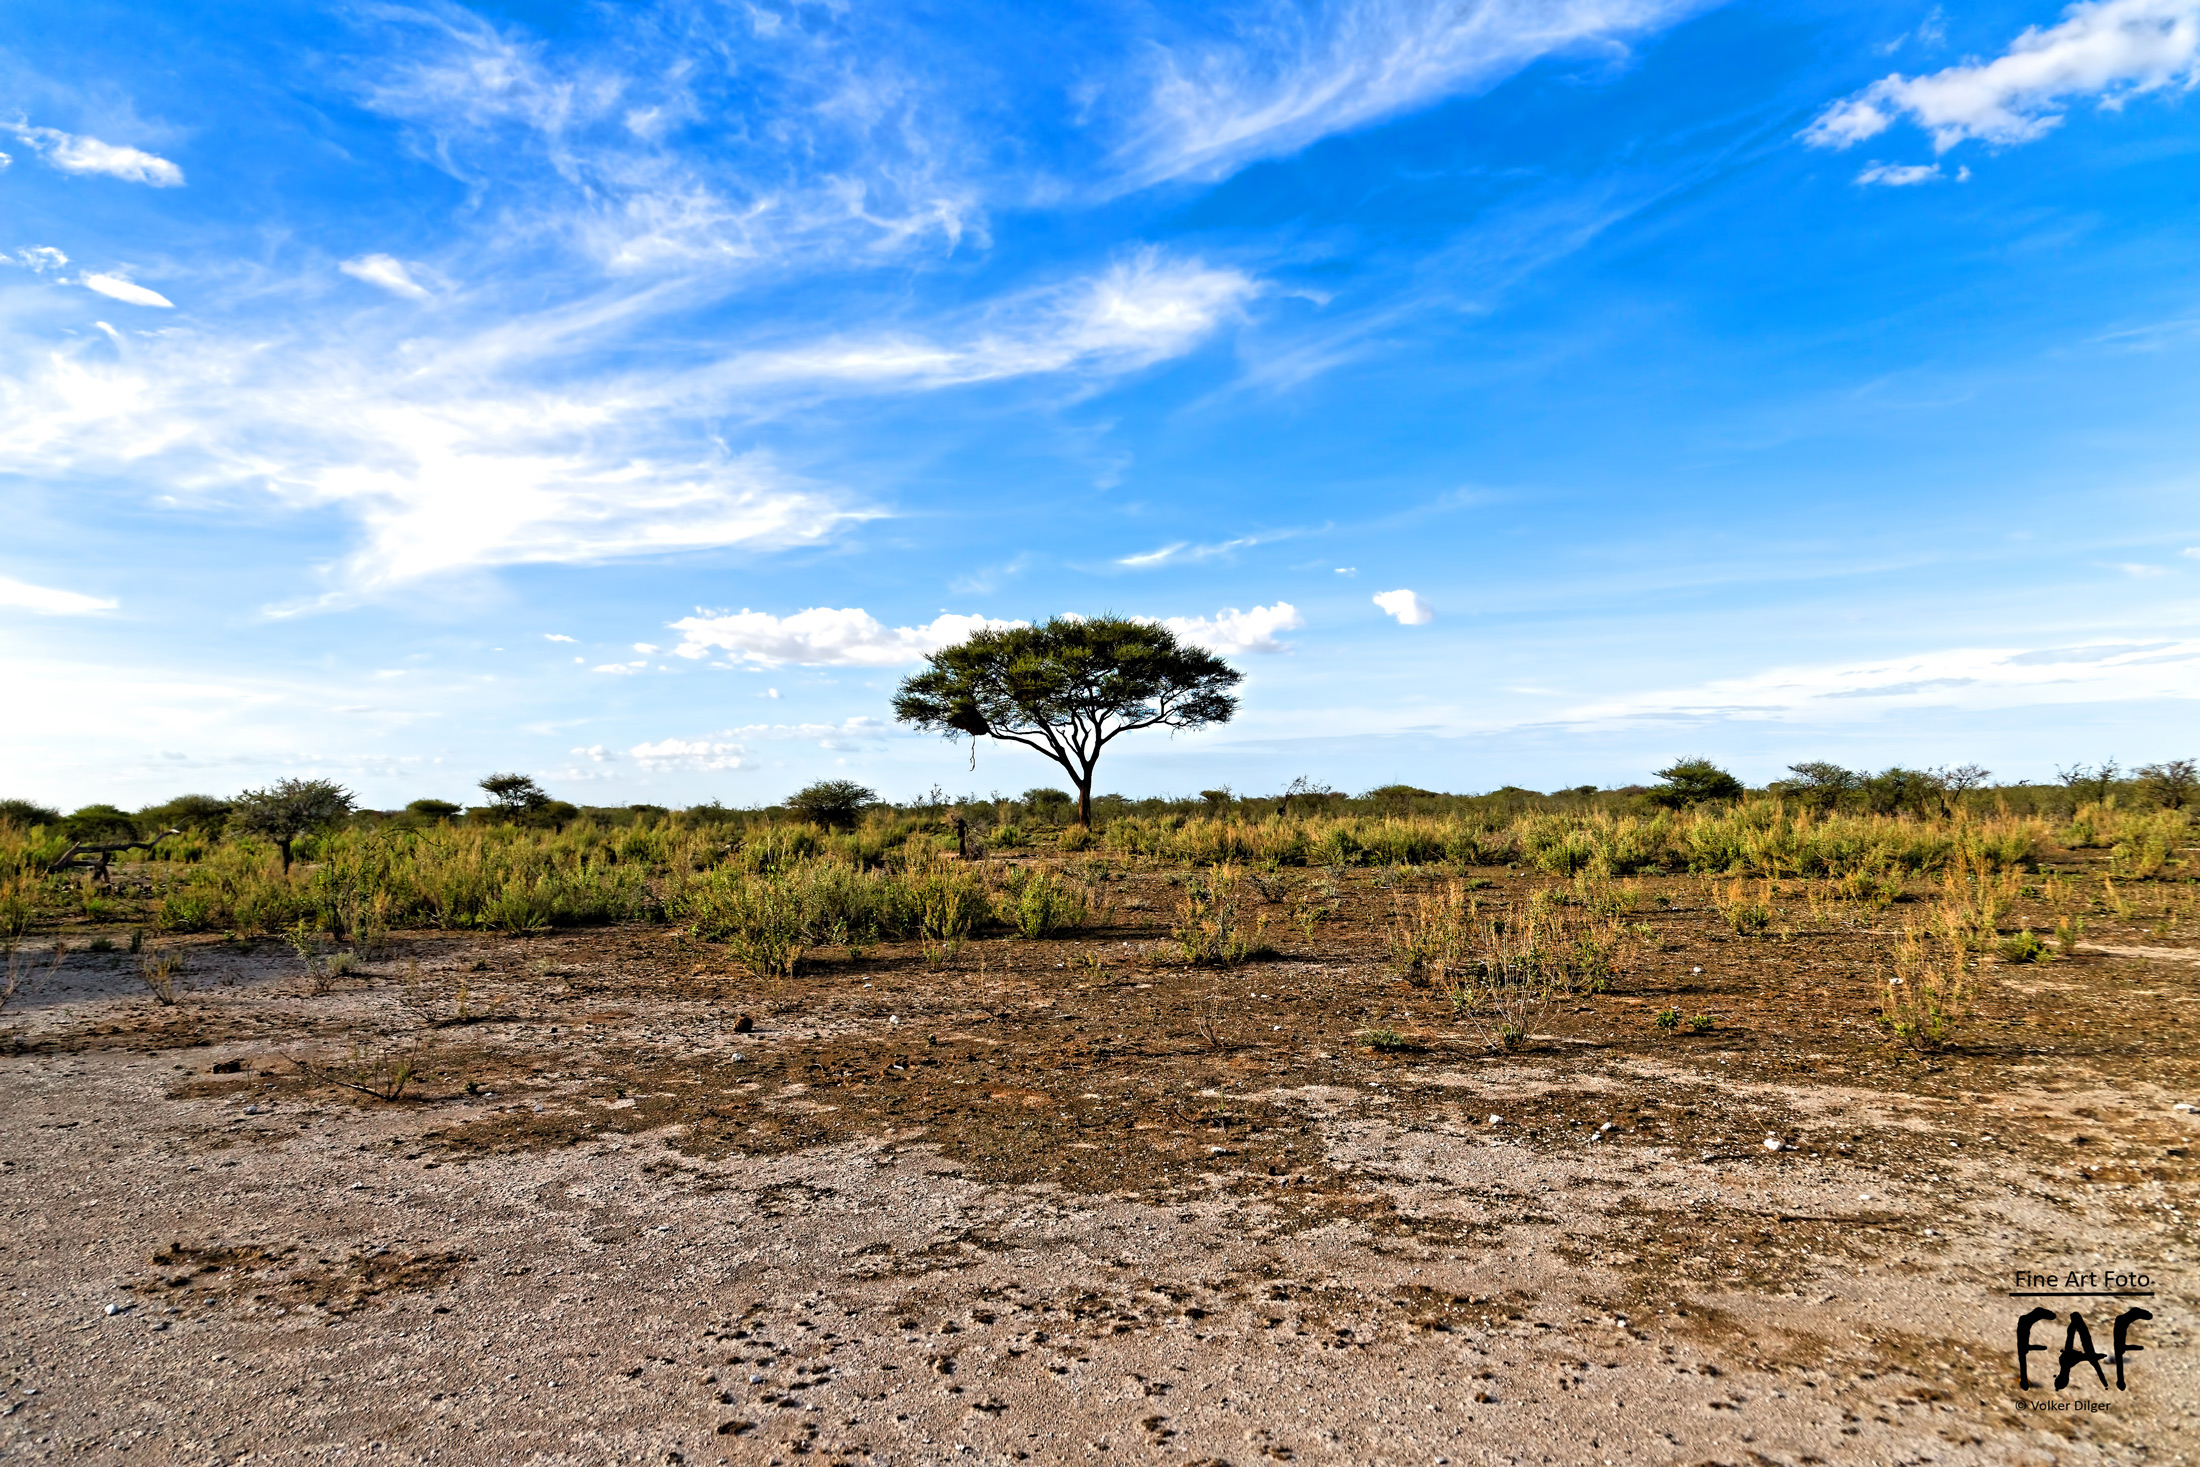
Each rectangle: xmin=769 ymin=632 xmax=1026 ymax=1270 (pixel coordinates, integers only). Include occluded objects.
xmin=3 ymin=861 xmax=2194 ymax=1465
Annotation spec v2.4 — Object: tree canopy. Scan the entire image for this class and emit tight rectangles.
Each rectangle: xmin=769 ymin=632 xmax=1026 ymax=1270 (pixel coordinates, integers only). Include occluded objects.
xmin=893 ymin=615 xmax=1241 ymax=825
xmin=231 ymin=777 xmax=356 ymax=871
xmin=479 ymin=773 xmax=551 ymax=814
xmin=1647 ymin=757 xmax=1744 ymax=809
xmin=785 ymin=779 xmax=876 ymax=830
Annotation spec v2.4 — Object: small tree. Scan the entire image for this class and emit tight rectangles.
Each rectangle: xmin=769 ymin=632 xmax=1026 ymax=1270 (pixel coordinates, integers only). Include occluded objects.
xmin=231 ymin=778 xmax=356 ymax=873
xmin=2138 ymin=759 xmax=2197 ymax=810
xmin=1783 ymin=761 xmax=1857 ymax=813
xmin=137 ymin=794 xmax=233 ymax=834
xmin=1647 ymin=758 xmax=1744 ymax=809
xmin=478 ymin=773 xmax=551 ymax=818
xmin=0 ymin=799 xmax=62 ymax=829
xmin=2056 ymin=761 xmax=2121 ymax=809
xmin=785 ymin=780 xmax=876 ymax=831
xmin=893 ymin=616 xmax=1241 ymax=826
xmin=1931 ymin=763 xmax=1993 ymax=816
xmin=406 ymin=798 xmax=462 ymax=820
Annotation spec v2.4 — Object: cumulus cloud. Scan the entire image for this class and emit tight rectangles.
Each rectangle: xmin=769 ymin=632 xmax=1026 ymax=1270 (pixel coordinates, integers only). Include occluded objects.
xmin=1803 ymin=0 xmax=2200 ymax=153
xmin=340 ymin=254 xmax=432 ymax=300
xmin=1373 ymin=589 xmax=1434 ymax=625
xmin=0 ymin=574 xmax=118 ymax=615
xmin=669 ymin=608 xmax=1024 ymax=666
xmin=629 ymin=737 xmax=748 ymax=770
xmin=8 ymin=125 xmax=184 ymax=186
xmin=81 ymin=274 xmax=174 ymax=308
xmin=1855 ymin=161 xmax=1943 ymax=186
xmin=1163 ymin=601 xmax=1304 ymax=654
xmin=1116 ymin=0 xmax=1705 ymax=188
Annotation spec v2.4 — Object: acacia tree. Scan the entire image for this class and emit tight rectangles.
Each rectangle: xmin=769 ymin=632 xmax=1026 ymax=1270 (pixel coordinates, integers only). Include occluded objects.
xmin=893 ymin=616 xmax=1241 ymax=826
xmin=231 ymin=777 xmax=356 ymax=873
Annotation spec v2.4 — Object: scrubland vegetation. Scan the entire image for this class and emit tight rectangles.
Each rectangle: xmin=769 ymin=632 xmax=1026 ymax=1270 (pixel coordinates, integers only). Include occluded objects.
xmin=3 ymin=757 xmax=2194 ymax=1056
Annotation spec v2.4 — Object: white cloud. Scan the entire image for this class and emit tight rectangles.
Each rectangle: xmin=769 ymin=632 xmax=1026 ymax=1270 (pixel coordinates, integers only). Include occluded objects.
xmin=2110 ymin=561 xmax=2168 ymax=576
xmin=633 ymin=642 xmax=661 ymax=654
xmin=0 ymin=574 xmax=117 ymax=615
xmin=340 ymin=254 xmax=432 ymax=300
xmin=1373 ymin=589 xmax=1434 ymax=624
xmin=81 ymin=274 xmax=174 ymax=308
xmin=356 ymin=4 xmax=980 ymax=274
xmin=1855 ymin=161 xmax=1942 ymax=186
xmin=8 ymin=247 xmax=68 ymax=272
xmin=669 ymin=608 xmax=1024 ymax=666
xmin=712 ymin=251 xmax=1258 ymax=393
xmin=1163 ymin=601 xmax=1305 ymax=654
xmin=630 ymin=737 xmax=748 ymax=770
xmin=571 ymin=744 xmax=615 ymax=761
xmin=1117 ymin=531 xmax=1281 ymax=568
xmin=543 ymin=632 xmax=575 ymax=642
xmin=8 ymin=125 xmax=184 ymax=186
xmin=1559 ymin=640 xmax=2200 ymax=727
xmin=1115 ymin=0 xmax=1705 ymax=188
xmin=1803 ymin=0 xmax=2200 ymax=153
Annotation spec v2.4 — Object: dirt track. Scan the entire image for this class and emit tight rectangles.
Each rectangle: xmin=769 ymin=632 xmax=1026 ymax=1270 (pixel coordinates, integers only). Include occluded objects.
xmin=2 ymin=865 xmax=2194 ymax=1464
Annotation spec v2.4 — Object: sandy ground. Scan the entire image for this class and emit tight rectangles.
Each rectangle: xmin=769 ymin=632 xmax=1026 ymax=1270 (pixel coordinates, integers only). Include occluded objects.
xmin=2 ymin=869 xmax=2195 ymax=1466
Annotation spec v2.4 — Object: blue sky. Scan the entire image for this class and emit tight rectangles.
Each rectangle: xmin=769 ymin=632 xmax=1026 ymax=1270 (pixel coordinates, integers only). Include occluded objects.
xmin=3 ymin=0 xmax=2197 ymax=809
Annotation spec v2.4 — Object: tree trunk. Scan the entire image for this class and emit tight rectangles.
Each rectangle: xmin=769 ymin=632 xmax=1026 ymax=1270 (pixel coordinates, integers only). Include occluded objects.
xmin=1075 ymin=773 xmax=1094 ymax=827
xmin=276 ymin=837 xmax=294 ymax=874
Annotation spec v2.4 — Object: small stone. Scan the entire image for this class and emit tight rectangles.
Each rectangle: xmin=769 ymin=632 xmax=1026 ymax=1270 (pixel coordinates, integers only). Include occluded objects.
xmin=1487 ymin=1115 xmax=1501 ymax=1125
xmin=1691 ymin=966 xmax=1703 ymax=975
xmin=243 ymin=1105 xmax=259 ymax=1115
xmin=1858 ymin=1193 xmax=1874 ymax=1201
xmin=104 ymin=1302 xmax=123 ymax=1316
xmin=1924 ymin=1229 xmax=1938 ymax=1237
xmin=1598 ymin=1122 xmax=1612 ymax=1132
xmin=151 ymin=1321 xmax=169 ymax=1331
xmin=211 ymin=1059 xmax=243 ymax=1074
xmin=888 ymin=1015 xmax=901 ymax=1027
xmin=1763 ymin=1137 xmax=1783 ymax=1152
xmin=2174 ymin=1102 xmax=2195 ymax=1113
xmin=733 ymin=1015 xmax=754 ymax=1034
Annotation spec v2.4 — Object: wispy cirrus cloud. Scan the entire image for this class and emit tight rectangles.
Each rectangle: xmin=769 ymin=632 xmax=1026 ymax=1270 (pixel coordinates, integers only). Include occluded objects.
xmin=1113 ymin=0 xmax=1707 ymax=188
xmin=7 ymin=123 xmax=184 ymax=185
xmin=0 ymin=249 xmax=1250 ymax=595
xmin=0 ymin=574 xmax=117 ymax=615
xmin=353 ymin=2 xmax=983 ymax=274
xmin=1558 ymin=640 xmax=2200 ymax=727
xmin=1804 ymin=0 xmax=2200 ymax=153
xmin=341 ymin=254 xmax=432 ymax=300
xmin=707 ymin=250 xmax=1257 ymax=393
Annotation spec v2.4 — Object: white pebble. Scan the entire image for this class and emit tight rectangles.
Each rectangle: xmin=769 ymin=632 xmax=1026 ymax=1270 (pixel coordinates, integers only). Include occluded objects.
xmin=1487 ymin=1114 xmax=1501 ymax=1125
xmin=1691 ymin=966 xmax=1703 ymax=975
xmin=1763 ymin=1137 xmax=1783 ymax=1152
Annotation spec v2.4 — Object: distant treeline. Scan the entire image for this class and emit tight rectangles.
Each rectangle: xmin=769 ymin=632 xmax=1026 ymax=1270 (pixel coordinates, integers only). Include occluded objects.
xmin=1 ymin=755 xmax=2192 ymax=847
